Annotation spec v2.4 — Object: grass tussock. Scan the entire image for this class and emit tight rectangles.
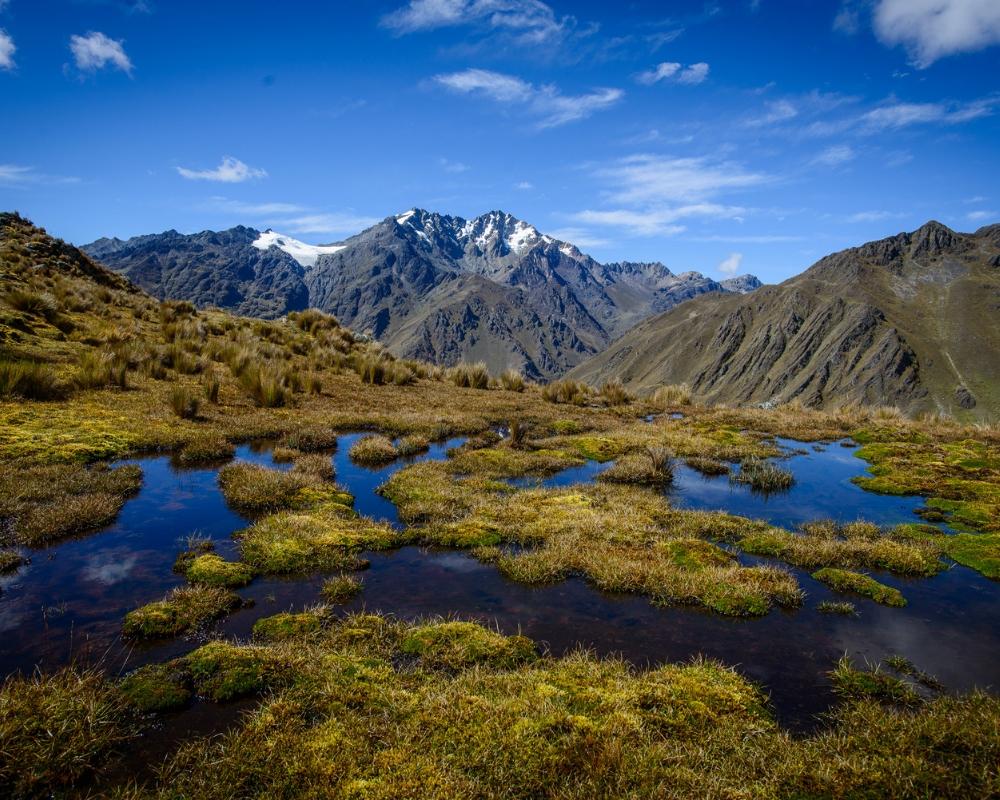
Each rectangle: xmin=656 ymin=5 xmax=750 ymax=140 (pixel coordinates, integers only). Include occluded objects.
xmin=122 ymin=584 xmax=241 ymax=638
xmin=321 ymin=574 xmax=363 ymax=603
xmin=0 ymin=358 xmax=70 ymax=400
xmin=599 ymin=446 xmax=675 ymax=487
xmin=499 ymin=368 xmax=525 ymax=392
xmin=185 ymin=553 xmax=255 ymax=588
xmin=175 ymin=435 xmax=234 ymax=466
xmin=119 ymin=663 xmax=192 ymax=713
xmin=812 ymin=567 xmax=907 ymax=607
xmin=448 ymin=361 xmax=491 ymax=390
xmin=0 ymin=462 xmax=142 ymax=546
xmin=281 ymin=426 xmax=338 ymax=452
xmin=731 ymin=457 xmax=795 ymax=494
xmin=817 ymin=600 xmax=856 ymax=615
xmin=541 ymin=377 xmax=590 ymax=405
xmin=651 ymin=383 xmax=692 ymax=407
xmin=0 ymin=667 xmax=133 ymax=798
xmin=217 ymin=462 xmax=341 ymax=514
xmin=168 ymin=386 xmax=200 ymax=420
xmin=349 ymin=434 xmax=401 ymax=466
xmin=830 ymin=656 xmax=920 ymax=705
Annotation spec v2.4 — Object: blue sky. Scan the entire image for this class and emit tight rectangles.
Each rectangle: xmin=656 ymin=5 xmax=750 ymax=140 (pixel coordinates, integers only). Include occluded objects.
xmin=1 ymin=0 xmax=999 ymax=283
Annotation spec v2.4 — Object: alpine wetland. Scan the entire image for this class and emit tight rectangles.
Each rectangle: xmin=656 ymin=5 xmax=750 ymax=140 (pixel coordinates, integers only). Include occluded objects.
xmin=2 ymin=2 xmax=999 ymax=798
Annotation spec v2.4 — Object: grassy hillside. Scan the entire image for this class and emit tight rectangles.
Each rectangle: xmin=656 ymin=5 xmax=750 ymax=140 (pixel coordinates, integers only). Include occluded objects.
xmin=570 ymin=221 xmax=1000 ymax=420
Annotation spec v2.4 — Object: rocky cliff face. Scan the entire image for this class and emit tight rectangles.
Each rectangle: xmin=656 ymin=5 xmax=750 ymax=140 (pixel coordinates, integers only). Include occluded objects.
xmin=569 ymin=221 xmax=1000 ymax=417
xmin=83 ymin=210 xmax=759 ymax=380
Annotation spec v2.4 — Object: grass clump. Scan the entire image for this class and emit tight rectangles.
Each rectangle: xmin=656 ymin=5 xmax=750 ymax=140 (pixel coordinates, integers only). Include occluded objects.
xmin=185 ymin=640 xmax=285 ymax=702
xmin=237 ymin=505 xmax=393 ymax=575
xmin=0 ymin=667 xmax=133 ymax=797
xmin=122 ymin=585 xmax=241 ymax=638
xmin=448 ymin=361 xmax=491 ymax=389
xmin=684 ymin=455 xmax=730 ymax=476
xmin=730 ymin=457 xmax=795 ymax=493
xmin=281 ymin=426 xmax=338 ymax=452
xmin=499 ymin=368 xmax=525 ymax=392
xmin=0 ymin=462 xmax=142 ymax=546
xmin=812 ymin=567 xmax=906 ymax=607
xmin=217 ymin=462 xmax=340 ymax=514
xmin=541 ymin=378 xmax=590 ymax=405
xmin=349 ymin=434 xmax=400 ymax=466
xmin=448 ymin=444 xmax=583 ymax=478
xmin=253 ymin=610 xmax=326 ymax=641
xmin=168 ymin=386 xmax=200 ymax=420
xmin=185 ymin=553 xmax=255 ymax=588
xmin=400 ymin=620 xmax=537 ymax=670
xmin=0 ymin=358 xmax=70 ymax=400
xmin=817 ymin=600 xmax=856 ymax=615
xmin=119 ymin=662 xmax=192 ymax=713
xmin=651 ymin=383 xmax=692 ymax=407
xmin=175 ymin=435 xmax=234 ymax=466
xmin=599 ymin=446 xmax=675 ymax=487
xmin=321 ymin=574 xmax=363 ymax=603
xmin=598 ymin=378 xmax=633 ymax=406
xmin=239 ymin=366 xmax=290 ymax=408
xmin=830 ymin=656 xmax=920 ymax=705
xmin=0 ymin=549 xmax=26 ymax=573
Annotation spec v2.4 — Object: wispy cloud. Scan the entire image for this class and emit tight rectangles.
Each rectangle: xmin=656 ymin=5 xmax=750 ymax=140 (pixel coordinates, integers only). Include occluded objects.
xmin=203 ymin=196 xmax=377 ymax=237
xmin=717 ymin=252 xmax=744 ymax=275
xmin=382 ymin=0 xmax=569 ymax=46
xmin=0 ymin=164 xmax=80 ymax=186
xmin=433 ymin=68 xmax=622 ymax=128
xmin=514 ymin=180 xmax=534 ymax=190
xmin=689 ymin=234 xmax=804 ymax=243
xmin=278 ymin=213 xmax=380 ymax=236
xmin=203 ymin=197 xmax=307 ymax=215
xmin=177 ymin=156 xmax=267 ymax=183
xmin=967 ymin=209 xmax=996 ymax=222
xmin=636 ymin=61 xmax=710 ymax=86
xmin=811 ymin=144 xmax=856 ymax=166
xmin=860 ymin=98 xmax=997 ymax=130
xmin=0 ymin=29 xmax=15 ymax=71
xmin=546 ymin=227 xmax=610 ymax=249
xmin=572 ymin=204 xmax=744 ymax=236
xmin=845 ymin=210 xmax=904 ymax=223
xmin=439 ymin=157 xmax=470 ymax=173
xmin=69 ymin=31 xmax=133 ymax=75
xmin=873 ymin=0 xmax=1000 ymax=68
xmin=832 ymin=2 xmax=861 ymax=35
xmin=594 ymin=154 xmax=769 ymax=206
xmin=744 ymin=99 xmax=798 ymax=127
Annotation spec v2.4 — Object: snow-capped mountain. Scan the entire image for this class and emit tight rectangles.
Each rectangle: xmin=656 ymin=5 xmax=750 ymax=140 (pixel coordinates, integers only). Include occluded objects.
xmin=83 ymin=210 xmax=760 ymax=379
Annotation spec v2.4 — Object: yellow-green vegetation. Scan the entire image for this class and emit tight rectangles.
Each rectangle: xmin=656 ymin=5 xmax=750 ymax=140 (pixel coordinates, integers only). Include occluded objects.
xmin=236 ymin=503 xmax=395 ymax=574
xmin=253 ymin=609 xmax=327 ymax=641
xmin=813 ymin=567 xmax=907 ymax=607
xmin=16 ymin=615 xmax=995 ymax=799
xmin=122 ymin=585 xmax=241 ymax=638
xmin=349 ymin=434 xmax=401 ymax=466
xmin=830 ymin=656 xmax=921 ymax=705
xmin=185 ymin=553 xmax=255 ymax=588
xmin=598 ymin=446 xmax=674 ymax=486
xmin=174 ymin=434 xmax=235 ymax=466
xmin=940 ymin=532 xmax=1000 ymax=579
xmin=447 ymin=443 xmax=584 ymax=478
xmin=854 ymin=434 xmax=1000 ymax=533
xmin=0 ymin=461 xmax=141 ymax=546
xmin=0 ymin=549 xmax=25 ymax=573
xmin=817 ymin=600 xmax=856 ymax=614
xmin=321 ymin=574 xmax=363 ymax=603
xmin=280 ymin=426 xmax=338 ymax=452
xmin=684 ymin=455 xmax=730 ymax=476
xmin=400 ymin=621 xmax=537 ymax=670
xmin=119 ymin=662 xmax=192 ymax=713
xmin=737 ymin=520 xmax=943 ymax=575
xmin=218 ymin=462 xmax=345 ymax=514
xmin=730 ymin=456 xmax=795 ymax=493
xmin=383 ymin=463 xmax=802 ymax=616
xmin=0 ymin=667 xmax=134 ymax=798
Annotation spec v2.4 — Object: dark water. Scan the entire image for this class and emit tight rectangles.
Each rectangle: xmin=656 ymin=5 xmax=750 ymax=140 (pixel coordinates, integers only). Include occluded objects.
xmin=1 ymin=434 xmax=997 ymax=738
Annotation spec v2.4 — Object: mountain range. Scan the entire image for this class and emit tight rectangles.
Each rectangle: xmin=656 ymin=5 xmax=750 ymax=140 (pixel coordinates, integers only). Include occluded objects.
xmin=83 ymin=210 xmax=760 ymax=380
xmin=569 ymin=221 xmax=1000 ymax=416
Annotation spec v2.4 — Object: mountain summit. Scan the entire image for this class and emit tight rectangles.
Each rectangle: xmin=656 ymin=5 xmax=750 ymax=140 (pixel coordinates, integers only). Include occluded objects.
xmin=83 ymin=210 xmax=759 ymax=379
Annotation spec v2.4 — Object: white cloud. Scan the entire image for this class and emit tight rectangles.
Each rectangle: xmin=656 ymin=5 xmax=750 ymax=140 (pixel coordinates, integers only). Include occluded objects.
xmin=439 ymin=157 xmax=470 ymax=173
xmin=69 ymin=31 xmax=133 ymax=75
xmin=967 ymin=209 xmax=995 ymax=221
xmin=546 ymin=227 xmax=610 ymax=248
xmin=637 ymin=61 xmax=709 ymax=85
xmin=382 ymin=0 xmax=566 ymax=44
xmin=846 ymin=210 xmax=904 ymax=222
xmin=0 ymin=164 xmax=80 ymax=185
xmin=833 ymin=3 xmax=861 ymax=34
xmin=515 ymin=180 xmax=534 ymax=190
xmin=278 ymin=212 xmax=380 ymax=236
xmin=873 ymin=0 xmax=1000 ymax=68
xmin=861 ymin=98 xmax=996 ymax=130
xmin=177 ymin=156 xmax=267 ymax=183
xmin=812 ymin=144 xmax=856 ymax=166
xmin=744 ymin=99 xmax=799 ymax=127
xmin=689 ymin=234 xmax=804 ymax=243
xmin=572 ymin=204 xmax=748 ymax=237
xmin=0 ymin=29 xmax=15 ymax=71
xmin=718 ymin=252 xmax=744 ymax=275
xmin=203 ymin=197 xmax=307 ymax=215
xmin=433 ymin=68 xmax=622 ymax=128
xmin=594 ymin=154 xmax=769 ymax=206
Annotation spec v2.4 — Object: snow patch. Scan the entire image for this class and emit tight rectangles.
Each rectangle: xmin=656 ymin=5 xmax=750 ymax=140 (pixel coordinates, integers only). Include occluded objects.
xmin=252 ymin=230 xmax=345 ymax=268
xmin=507 ymin=220 xmax=541 ymax=254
